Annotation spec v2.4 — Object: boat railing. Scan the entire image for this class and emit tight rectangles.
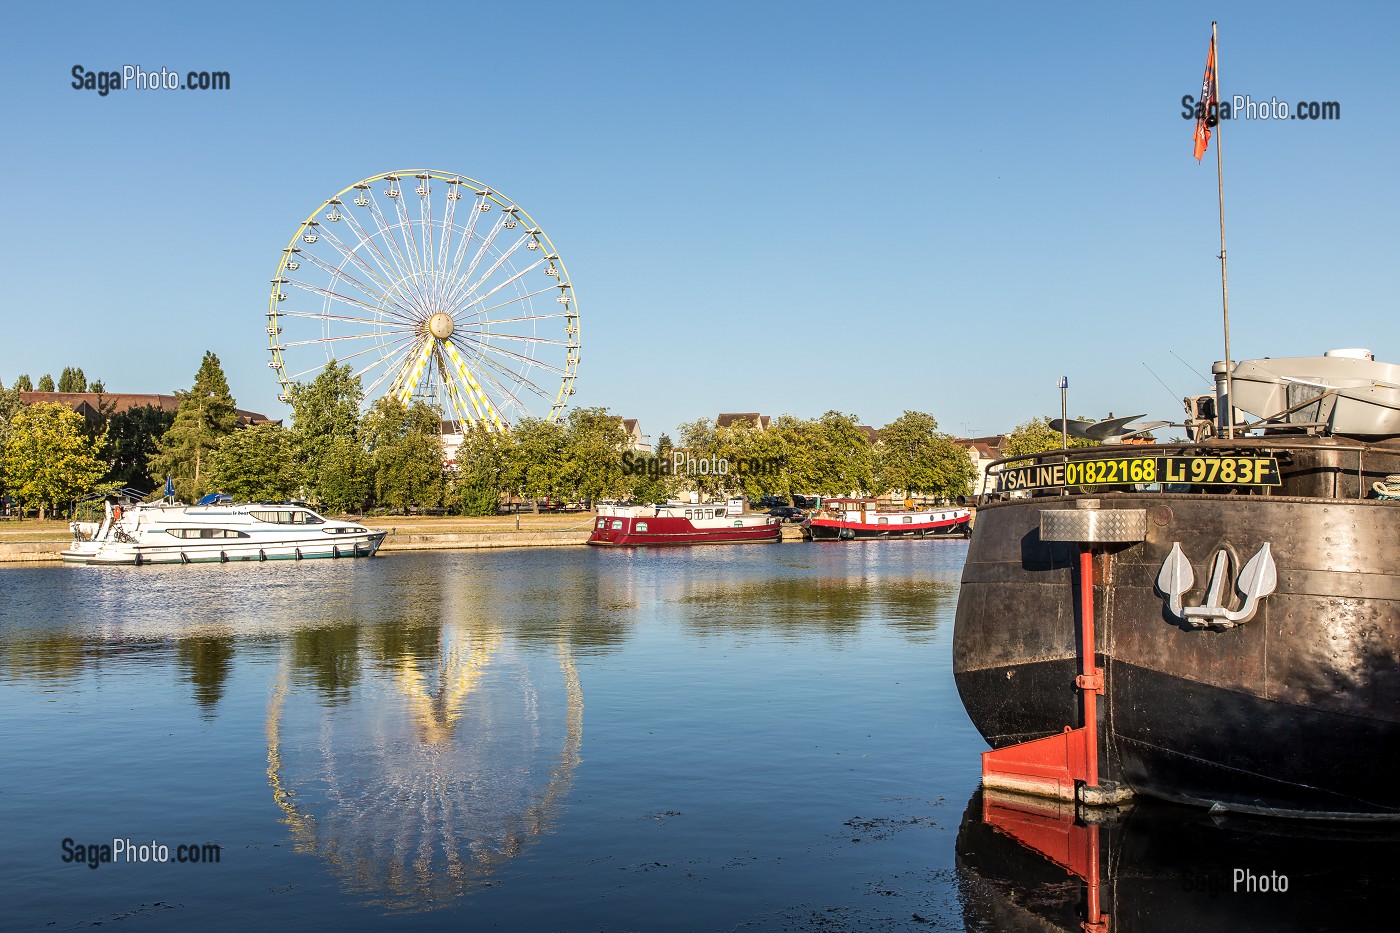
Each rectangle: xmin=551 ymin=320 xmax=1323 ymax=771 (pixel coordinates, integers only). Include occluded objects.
xmin=978 ymin=438 xmax=1394 ymax=505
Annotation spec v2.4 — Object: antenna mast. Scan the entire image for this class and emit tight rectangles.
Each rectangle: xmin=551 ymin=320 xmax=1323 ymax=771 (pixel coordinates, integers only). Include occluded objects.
xmin=1213 ymin=21 xmax=1236 ymax=439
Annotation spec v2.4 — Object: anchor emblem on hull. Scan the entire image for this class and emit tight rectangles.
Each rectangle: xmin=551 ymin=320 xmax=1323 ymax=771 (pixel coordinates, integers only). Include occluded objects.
xmin=1156 ymin=542 xmax=1277 ymax=628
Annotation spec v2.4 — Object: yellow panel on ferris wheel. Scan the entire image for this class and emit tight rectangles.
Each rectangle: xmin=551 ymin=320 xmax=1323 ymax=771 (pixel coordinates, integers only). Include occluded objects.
xmin=439 ymin=352 xmax=486 ymax=428
xmin=442 ymin=339 xmax=505 ymax=432
xmin=395 ymin=338 xmax=436 ymax=405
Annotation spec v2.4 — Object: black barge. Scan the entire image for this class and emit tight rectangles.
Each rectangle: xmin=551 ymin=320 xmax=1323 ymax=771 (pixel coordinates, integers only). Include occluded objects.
xmin=954 ymin=352 xmax=1400 ymax=819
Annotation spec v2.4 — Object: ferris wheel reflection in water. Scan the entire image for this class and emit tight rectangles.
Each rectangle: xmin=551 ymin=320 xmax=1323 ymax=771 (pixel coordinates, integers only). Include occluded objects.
xmin=265 ymin=622 xmax=583 ymax=911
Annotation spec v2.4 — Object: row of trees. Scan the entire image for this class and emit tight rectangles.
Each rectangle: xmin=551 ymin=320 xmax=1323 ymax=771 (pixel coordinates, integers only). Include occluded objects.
xmin=4 ymin=368 xmax=106 ymax=393
xmin=667 ymin=410 xmax=975 ymax=503
xmin=0 ymin=396 xmax=106 ymax=519
xmin=1 ymin=353 xmax=980 ymax=519
xmin=1 ymin=367 xmax=175 ymax=517
xmin=152 ymin=361 xmax=978 ymax=515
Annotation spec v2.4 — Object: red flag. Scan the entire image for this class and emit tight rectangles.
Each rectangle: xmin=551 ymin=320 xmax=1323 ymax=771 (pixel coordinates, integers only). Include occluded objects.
xmin=1193 ymin=36 xmax=1218 ymax=161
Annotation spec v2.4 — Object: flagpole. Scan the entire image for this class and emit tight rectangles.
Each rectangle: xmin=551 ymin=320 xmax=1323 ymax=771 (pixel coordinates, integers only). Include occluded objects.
xmin=1213 ymin=20 xmax=1236 ymax=440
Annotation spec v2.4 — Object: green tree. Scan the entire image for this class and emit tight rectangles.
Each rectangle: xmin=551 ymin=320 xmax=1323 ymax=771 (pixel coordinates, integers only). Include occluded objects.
xmin=13 ymin=374 xmax=33 ymax=392
xmin=560 ymin=408 xmax=630 ymax=504
xmin=207 ymin=424 xmax=299 ymax=502
xmin=316 ymin=435 xmax=372 ymax=514
xmin=1 ymin=402 xmax=106 ymax=519
xmin=505 ymin=417 xmax=567 ymax=511
xmin=36 ymin=374 xmax=55 ymax=392
xmin=57 ymin=367 xmax=88 ymax=393
xmin=101 ymin=404 xmax=176 ymax=490
xmin=450 ymin=424 xmax=511 ymax=516
xmin=814 ymin=411 xmax=875 ymax=495
xmin=626 ymin=432 xmax=679 ymax=503
xmin=89 ymin=380 xmax=106 ymax=393
xmin=1002 ymin=416 xmax=1099 ymax=458
xmin=767 ymin=411 xmax=874 ymax=497
xmin=288 ymin=362 xmax=368 ymax=511
xmin=150 ymin=351 xmax=240 ymax=501
xmin=874 ymin=410 xmax=977 ymax=499
xmin=362 ymin=397 xmax=443 ymax=512
xmin=675 ymin=417 xmax=724 ymax=498
xmin=0 ymin=385 xmax=25 ymax=499
xmin=714 ymin=418 xmax=786 ymax=499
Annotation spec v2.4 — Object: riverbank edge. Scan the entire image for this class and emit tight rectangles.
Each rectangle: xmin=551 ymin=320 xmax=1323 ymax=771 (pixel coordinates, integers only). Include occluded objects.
xmin=0 ymin=523 xmax=810 ymax=564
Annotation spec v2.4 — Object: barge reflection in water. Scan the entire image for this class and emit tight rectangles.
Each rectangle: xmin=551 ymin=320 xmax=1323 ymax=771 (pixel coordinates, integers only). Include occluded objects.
xmin=958 ymin=788 xmax=1400 ymax=931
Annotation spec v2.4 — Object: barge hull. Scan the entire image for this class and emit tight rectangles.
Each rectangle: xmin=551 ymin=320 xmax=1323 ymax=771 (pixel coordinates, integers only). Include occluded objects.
xmin=954 ymin=490 xmax=1400 ymax=817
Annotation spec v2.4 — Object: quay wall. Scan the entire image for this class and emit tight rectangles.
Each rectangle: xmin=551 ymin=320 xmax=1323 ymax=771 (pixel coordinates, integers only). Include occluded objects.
xmin=0 ymin=522 xmax=809 ymax=564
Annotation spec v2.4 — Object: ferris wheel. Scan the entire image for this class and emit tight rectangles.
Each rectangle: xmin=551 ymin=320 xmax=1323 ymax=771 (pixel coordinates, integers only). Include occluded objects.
xmin=266 ymin=169 xmax=579 ymax=430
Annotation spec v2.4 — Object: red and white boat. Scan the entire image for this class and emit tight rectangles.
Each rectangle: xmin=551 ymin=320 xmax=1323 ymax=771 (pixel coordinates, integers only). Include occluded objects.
xmin=587 ymin=502 xmax=782 ymax=547
xmin=801 ymin=497 xmax=971 ymax=541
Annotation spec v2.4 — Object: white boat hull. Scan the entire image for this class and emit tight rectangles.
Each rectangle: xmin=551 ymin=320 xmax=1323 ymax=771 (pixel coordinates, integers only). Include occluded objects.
xmin=62 ymin=500 xmax=388 ymax=566
xmin=62 ymin=531 xmax=387 ymax=565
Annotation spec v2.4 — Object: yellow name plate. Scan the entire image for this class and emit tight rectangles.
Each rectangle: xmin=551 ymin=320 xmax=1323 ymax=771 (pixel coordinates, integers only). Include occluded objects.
xmin=998 ymin=456 xmax=1281 ymax=492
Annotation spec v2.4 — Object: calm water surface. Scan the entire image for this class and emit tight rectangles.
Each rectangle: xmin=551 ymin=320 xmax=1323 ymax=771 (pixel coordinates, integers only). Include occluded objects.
xmin=2 ymin=542 xmax=1394 ymax=931
xmin=1 ymin=543 xmax=978 ymax=931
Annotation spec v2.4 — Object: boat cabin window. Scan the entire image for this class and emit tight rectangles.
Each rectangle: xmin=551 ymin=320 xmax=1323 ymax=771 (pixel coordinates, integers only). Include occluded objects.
xmin=597 ymin=518 xmax=606 ymax=528
xmin=902 ymin=516 xmax=912 ymax=524
xmin=636 ymin=522 xmax=648 ymax=532
xmin=684 ymin=510 xmax=693 ymax=520
xmin=250 ymin=509 xmax=324 ymax=525
xmin=611 ymin=520 xmax=623 ymax=530
xmin=877 ymin=517 xmax=889 ymax=525
xmin=168 ymin=528 xmax=249 ymax=539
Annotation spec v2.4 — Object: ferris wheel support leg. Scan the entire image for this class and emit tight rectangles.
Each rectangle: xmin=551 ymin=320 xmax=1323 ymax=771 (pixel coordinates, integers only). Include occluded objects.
xmin=394 ymin=338 xmax=436 ymax=405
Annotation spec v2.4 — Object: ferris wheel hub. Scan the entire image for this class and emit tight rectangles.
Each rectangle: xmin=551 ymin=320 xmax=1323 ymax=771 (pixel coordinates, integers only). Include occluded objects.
xmin=427 ymin=312 xmax=455 ymax=339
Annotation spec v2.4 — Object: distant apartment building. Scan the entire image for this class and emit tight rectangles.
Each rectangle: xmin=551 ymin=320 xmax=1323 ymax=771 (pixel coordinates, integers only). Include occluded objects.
xmin=956 ymin=435 xmax=1008 ymax=496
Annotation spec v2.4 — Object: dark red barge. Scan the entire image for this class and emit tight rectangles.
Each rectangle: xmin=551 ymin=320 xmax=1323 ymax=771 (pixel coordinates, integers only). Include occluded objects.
xmin=587 ymin=502 xmax=781 ymax=547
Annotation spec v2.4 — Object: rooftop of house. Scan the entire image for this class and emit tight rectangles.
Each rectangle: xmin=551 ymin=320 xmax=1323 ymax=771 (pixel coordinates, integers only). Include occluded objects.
xmin=19 ymin=392 xmax=278 ymax=427
xmin=956 ymin=435 xmax=1009 ymax=460
xmin=716 ymin=412 xmax=771 ymax=430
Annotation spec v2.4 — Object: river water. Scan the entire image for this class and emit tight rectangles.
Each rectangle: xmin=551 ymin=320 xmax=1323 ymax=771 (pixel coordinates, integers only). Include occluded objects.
xmin=1 ymin=542 xmax=1394 ymax=931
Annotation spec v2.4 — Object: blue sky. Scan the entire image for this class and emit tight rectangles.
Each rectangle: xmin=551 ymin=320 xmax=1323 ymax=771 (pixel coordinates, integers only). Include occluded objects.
xmin=1 ymin=1 xmax=1395 ymax=441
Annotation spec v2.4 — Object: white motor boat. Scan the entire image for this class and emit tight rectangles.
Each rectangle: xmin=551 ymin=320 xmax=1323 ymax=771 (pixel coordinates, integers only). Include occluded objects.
xmin=63 ymin=494 xmax=388 ymax=566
